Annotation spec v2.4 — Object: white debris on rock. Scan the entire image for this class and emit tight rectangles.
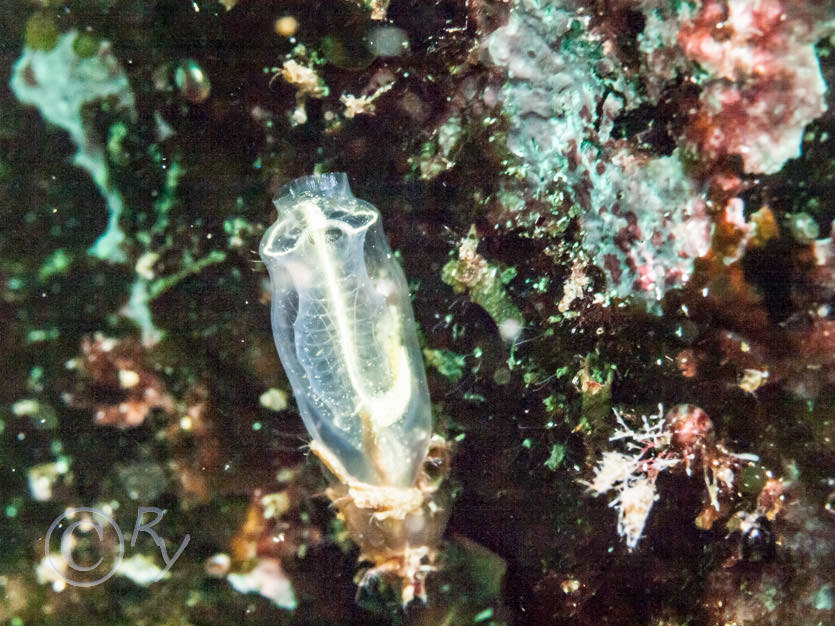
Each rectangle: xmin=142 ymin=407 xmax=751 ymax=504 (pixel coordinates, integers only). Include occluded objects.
xmin=228 ymin=557 xmax=297 ymax=611
xmin=582 ymin=406 xmax=680 ymax=549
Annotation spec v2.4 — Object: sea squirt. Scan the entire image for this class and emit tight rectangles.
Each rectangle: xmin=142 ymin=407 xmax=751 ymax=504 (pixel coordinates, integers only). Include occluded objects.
xmin=259 ymin=172 xmax=432 ymax=488
xmin=260 ymin=173 xmax=450 ymax=604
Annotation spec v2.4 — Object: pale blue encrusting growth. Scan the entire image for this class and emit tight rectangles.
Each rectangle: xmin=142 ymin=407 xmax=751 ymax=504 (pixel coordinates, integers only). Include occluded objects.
xmin=486 ymin=1 xmax=711 ymax=308
xmin=259 ymin=173 xmax=432 ymax=488
xmin=10 ymin=30 xmax=136 ymax=264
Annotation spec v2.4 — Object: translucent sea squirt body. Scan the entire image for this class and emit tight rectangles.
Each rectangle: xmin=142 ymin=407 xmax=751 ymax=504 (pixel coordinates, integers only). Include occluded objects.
xmin=259 ymin=173 xmax=432 ymax=488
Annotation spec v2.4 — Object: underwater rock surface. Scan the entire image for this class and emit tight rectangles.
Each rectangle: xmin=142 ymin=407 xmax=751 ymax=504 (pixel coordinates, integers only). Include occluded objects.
xmin=1 ymin=0 xmax=835 ymax=624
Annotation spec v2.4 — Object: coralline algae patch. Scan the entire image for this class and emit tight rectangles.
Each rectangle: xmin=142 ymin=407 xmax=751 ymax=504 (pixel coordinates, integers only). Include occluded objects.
xmin=675 ymin=0 xmax=831 ymax=175
xmin=486 ymin=0 xmax=834 ymax=308
xmin=576 ymin=150 xmax=711 ymax=303
xmin=486 ymin=4 xmax=710 ymax=306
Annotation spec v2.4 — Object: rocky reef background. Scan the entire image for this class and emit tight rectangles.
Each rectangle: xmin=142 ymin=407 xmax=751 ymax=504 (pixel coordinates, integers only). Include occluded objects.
xmin=2 ymin=0 xmax=835 ymax=624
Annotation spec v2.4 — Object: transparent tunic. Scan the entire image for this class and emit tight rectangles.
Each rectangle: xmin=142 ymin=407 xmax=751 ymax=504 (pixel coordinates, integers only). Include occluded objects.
xmin=259 ymin=173 xmax=432 ymax=488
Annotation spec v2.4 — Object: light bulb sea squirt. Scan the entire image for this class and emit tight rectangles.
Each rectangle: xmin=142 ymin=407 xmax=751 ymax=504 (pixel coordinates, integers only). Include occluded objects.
xmin=259 ymin=173 xmax=449 ymax=603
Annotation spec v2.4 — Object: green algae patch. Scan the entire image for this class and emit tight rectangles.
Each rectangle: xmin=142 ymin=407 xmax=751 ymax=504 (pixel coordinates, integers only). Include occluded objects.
xmin=24 ymin=12 xmax=58 ymax=51
xmin=37 ymin=248 xmax=70 ymax=282
xmin=424 ymin=347 xmax=467 ymax=382
xmin=72 ymin=32 xmax=101 ymax=59
xmin=442 ymin=226 xmax=524 ymax=343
